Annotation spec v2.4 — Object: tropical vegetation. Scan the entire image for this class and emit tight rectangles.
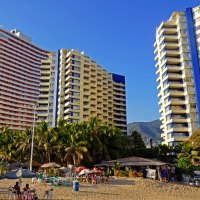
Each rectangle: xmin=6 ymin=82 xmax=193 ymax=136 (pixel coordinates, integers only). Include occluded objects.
xmin=0 ymin=117 xmax=126 ymax=167
xmin=1 ymin=117 xmax=200 ymax=177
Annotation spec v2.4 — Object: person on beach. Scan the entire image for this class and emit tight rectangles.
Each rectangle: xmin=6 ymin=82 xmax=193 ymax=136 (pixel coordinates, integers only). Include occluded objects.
xmin=160 ymin=166 xmax=168 ymax=183
xmin=19 ymin=178 xmax=22 ymax=187
xmin=169 ymin=166 xmax=176 ymax=182
xmin=43 ymin=188 xmax=53 ymax=200
xmin=13 ymin=181 xmax=21 ymax=198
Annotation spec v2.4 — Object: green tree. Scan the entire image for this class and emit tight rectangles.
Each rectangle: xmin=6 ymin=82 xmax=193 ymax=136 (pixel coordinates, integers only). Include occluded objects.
xmin=189 ymin=131 xmax=200 ymax=150
xmin=176 ymin=157 xmax=197 ymax=176
xmin=35 ymin=121 xmax=63 ymax=163
xmin=64 ymin=123 xmax=90 ymax=166
xmin=129 ymin=130 xmax=146 ymax=149
xmin=178 ymin=143 xmax=200 ymax=165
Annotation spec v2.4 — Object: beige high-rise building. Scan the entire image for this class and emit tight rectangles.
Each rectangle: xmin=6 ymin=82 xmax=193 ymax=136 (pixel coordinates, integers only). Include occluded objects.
xmin=37 ymin=52 xmax=58 ymax=127
xmin=154 ymin=6 xmax=200 ymax=146
xmin=56 ymin=49 xmax=127 ymax=134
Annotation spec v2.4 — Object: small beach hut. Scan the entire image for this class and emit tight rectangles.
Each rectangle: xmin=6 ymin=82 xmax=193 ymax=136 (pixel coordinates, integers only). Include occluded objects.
xmin=41 ymin=162 xmax=61 ymax=174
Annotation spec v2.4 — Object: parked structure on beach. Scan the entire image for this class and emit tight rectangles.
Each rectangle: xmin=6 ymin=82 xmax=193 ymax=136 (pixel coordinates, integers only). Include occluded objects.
xmin=154 ymin=5 xmax=200 ymax=146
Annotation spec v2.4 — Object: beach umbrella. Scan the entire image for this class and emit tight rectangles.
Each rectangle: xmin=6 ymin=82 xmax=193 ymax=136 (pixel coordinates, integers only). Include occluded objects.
xmin=21 ymin=169 xmax=37 ymax=178
xmin=79 ymin=169 xmax=91 ymax=176
xmin=74 ymin=166 xmax=86 ymax=173
xmin=41 ymin=162 xmax=61 ymax=168
xmin=60 ymin=167 xmax=69 ymax=173
xmin=0 ymin=168 xmax=36 ymax=179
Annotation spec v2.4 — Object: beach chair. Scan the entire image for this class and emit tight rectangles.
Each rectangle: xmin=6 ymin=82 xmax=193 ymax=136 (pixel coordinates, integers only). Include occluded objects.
xmin=8 ymin=187 xmax=17 ymax=199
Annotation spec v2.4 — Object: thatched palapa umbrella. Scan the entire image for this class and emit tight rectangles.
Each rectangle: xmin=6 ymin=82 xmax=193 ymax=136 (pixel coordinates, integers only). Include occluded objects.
xmin=41 ymin=162 xmax=61 ymax=174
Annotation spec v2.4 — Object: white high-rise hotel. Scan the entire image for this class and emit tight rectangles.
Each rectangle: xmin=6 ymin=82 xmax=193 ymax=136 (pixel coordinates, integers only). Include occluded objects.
xmin=155 ymin=5 xmax=200 ymax=146
xmin=0 ymin=28 xmax=49 ymax=131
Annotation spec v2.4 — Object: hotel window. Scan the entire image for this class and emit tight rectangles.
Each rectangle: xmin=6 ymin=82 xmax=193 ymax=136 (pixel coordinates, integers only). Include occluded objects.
xmin=70 ymin=91 xmax=80 ymax=97
xmin=190 ymin=104 xmax=196 ymax=109
xmin=161 ymin=56 xmax=166 ymax=64
xmin=166 ymin=123 xmax=173 ymax=130
xmin=71 ymin=85 xmax=80 ymax=90
xmin=166 ymin=114 xmax=172 ymax=121
xmin=72 ymin=66 xmax=80 ymax=71
xmin=72 ymin=54 xmax=81 ymax=60
xmin=71 ymin=79 xmax=80 ymax=84
xmin=72 ymin=60 xmax=81 ymax=66
xmin=71 ymin=105 xmax=80 ymax=110
xmin=71 ymin=72 xmax=80 ymax=78
xmin=180 ymin=29 xmax=187 ymax=34
xmin=70 ymin=98 xmax=80 ymax=103
xmin=70 ymin=112 xmax=80 ymax=117
xmin=165 ymin=105 xmax=171 ymax=112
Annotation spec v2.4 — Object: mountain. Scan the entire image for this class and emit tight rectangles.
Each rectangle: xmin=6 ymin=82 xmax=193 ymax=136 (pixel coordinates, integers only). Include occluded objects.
xmin=127 ymin=119 xmax=162 ymax=145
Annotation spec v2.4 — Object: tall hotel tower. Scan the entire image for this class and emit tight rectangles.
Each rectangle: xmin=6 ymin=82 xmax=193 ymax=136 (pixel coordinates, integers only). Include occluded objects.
xmin=38 ymin=49 xmax=127 ymax=134
xmin=0 ymin=28 xmax=49 ymax=131
xmin=154 ymin=6 xmax=200 ymax=146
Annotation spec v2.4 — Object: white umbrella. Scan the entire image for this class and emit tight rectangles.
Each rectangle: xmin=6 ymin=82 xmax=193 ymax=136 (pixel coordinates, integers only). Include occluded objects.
xmin=60 ymin=167 xmax=69 ymax=173
xmin=78 ymin=169 xmax=91 ymax=176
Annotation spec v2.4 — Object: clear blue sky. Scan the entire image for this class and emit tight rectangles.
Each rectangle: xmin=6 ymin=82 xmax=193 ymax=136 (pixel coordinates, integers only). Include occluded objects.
xmin=0 ymin=0 xmax=199 ymax=123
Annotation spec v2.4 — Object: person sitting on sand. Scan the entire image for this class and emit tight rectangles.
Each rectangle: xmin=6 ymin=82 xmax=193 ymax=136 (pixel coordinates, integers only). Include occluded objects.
xmin=22 ymin=183 xmax=31 ymax=200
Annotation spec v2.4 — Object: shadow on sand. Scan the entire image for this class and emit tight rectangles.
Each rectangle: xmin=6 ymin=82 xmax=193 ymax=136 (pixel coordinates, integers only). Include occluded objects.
xmin=109 ymin=178 xmax=136 ymax=186
xmin=78 ymin=190 xmax=121 ymax=196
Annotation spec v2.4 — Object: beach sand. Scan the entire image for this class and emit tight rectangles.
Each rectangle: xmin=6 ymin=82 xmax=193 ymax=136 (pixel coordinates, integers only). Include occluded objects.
xmin=0 ymin=177 xmax=199 ymax=200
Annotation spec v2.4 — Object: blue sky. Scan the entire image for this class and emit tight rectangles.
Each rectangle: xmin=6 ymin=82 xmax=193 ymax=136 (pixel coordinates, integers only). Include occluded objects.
xmin=0 ymin=0 xmax=199 ymax=123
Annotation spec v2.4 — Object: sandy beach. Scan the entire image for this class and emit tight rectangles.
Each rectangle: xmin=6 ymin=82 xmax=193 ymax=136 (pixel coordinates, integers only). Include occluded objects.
xmin=0 ymin=177 xmax=199 ymax=200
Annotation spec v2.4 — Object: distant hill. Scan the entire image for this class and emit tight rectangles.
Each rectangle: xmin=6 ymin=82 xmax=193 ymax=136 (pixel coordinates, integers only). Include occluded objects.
xmin=127 ymin=119 xmax=162 ymax=145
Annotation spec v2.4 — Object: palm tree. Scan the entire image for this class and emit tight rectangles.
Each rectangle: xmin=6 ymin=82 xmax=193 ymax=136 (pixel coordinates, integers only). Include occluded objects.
xmin=0 ymin=126 xmax=18 ymax=162
xmin=189 ymin=131 xmax=200 ymax=150
xmin=64 ymin=123 xmax=90 ymax=166
xmin=15 ymin=129 xmax=33 ymax=162
xmin=100 ymin=126 xmax=122 ymax=161
xmin=35 ymin=121 xmax=63 ymax=163
xmin=178 ymin=143 xmax=200 ymax=164
xmin=86 ymin=117 xmax=103 ymax=164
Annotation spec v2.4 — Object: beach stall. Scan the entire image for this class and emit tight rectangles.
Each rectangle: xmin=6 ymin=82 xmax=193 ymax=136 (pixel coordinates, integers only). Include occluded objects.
xmin=97 ymin=156 xmax=167 ymax=179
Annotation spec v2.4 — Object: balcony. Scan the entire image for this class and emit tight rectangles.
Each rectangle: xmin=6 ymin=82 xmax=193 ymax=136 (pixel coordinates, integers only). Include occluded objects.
xmin=170 ymin=89 xmax=184 ymax=96
xmin=166 ymin=56 xmax=180 ymax=64
xmin=172 ymin=118 xmax=187 ymax=123
xmin=168 ymin=73 xmax=182 ymax=80
xmin=173 ymin=127 xmax=189 ymax=132
xmin=164 ymin=35 xmax=178 ymax=42
xmin=167 ymin=65 xmax=181 ymax=72
xmin=170 ymin=99 xmax=185 ymax=105
xmin=164 ymin=42 xmax=179 ymax=49
xmin=163 ymin=28 xmax=177 ymax=34
xmin=171 ymin=108 xmax=187 ymax=114
xmin=168 ymin=81 xmax=183 ymax=88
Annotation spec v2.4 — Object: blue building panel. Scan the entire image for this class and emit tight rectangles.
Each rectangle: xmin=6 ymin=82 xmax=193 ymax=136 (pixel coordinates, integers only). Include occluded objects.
xmin=55 ymin=50 xmax=60 ymax=123
xmin=186 ymin=7 xmax=200 ymax=125
xmin=112 ymin=73 xmax=125 ymax=84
